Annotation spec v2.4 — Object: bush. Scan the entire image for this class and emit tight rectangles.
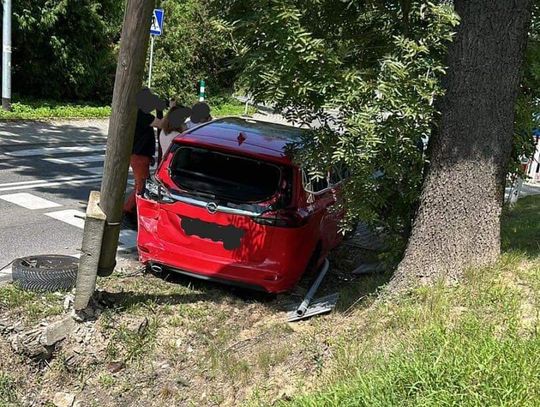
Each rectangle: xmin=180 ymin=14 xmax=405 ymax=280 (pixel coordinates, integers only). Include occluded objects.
xmin=147 ymin=0 xmax=239 ymax=103
xmin=7 ymin=0 xmax=238 ymax=103
xmin=0 ymin=99 xmax=111 ymax=120
xmin=10 ymin=0 xmax=123 ymax=102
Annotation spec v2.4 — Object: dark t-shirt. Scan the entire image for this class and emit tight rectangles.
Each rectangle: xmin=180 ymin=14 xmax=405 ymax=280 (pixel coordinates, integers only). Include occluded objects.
xmin=132 ymin=110 xmax=156 ymax=157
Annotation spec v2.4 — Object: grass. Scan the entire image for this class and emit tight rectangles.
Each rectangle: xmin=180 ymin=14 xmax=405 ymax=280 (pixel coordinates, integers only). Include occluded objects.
xmin=277 ymin=195 xmax=540 ymax=407
xmin=212 ymin=99 xmax=255 ymax=117
xmin=285 ymin=320 xmax=539 ymax=407
xmin=102 ymin=313 xmax=160 ymax=364
xmin=0 ymin=95 xmax=254 ymax=121
xmin=0 ymin=285 xmax=64 ymax=324
xmin=0 ymin=373 xmax=18 ymax=406
xmin=501 ymin=195 xmax=540 ymax=256
xmin=0 ymin=196 xmax=537 ymax=406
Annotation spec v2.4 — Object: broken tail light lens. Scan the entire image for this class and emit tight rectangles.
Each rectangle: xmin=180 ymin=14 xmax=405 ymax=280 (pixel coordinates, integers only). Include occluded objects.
xmin=143 ymin=178 xmax=175 ymax=203
xmin=253 ymin=208 xmax=310 ymax=228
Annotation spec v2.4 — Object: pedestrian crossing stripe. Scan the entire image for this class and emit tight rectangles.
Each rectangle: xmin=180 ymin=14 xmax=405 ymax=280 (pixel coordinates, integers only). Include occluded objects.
xmin=0 ymin=193 xmax=61 ymax=210
xmin=6 ymin=145 xmax=105 ymax=157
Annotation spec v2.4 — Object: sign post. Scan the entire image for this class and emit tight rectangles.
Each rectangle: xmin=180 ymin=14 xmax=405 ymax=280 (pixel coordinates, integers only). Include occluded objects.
xmin=199 ymin=79 xmax=206 ymax=102
xmin=2 ymin=0 xmax=12 ymax=111
xmin=148 ymin=8 xmax=164 ymax=88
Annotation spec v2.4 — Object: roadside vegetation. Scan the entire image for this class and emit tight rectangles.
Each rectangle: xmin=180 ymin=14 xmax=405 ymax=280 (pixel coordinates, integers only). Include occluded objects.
xmin=0 ymin=96 xmax=253 ymax=121
xmin=0 ymin=100 xmax=112 ymax=121
xmin=0 ymin=195 xmax=538 ymax=406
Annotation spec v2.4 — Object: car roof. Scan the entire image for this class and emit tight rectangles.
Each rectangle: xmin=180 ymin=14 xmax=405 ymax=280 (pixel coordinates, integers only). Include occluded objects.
xmin=180 ymin=117 xmax=305 ymax=160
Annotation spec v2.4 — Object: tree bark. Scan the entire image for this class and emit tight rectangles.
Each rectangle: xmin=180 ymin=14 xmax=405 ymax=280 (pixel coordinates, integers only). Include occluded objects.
xmin=390 ymin=0 xmax=532 ymax=291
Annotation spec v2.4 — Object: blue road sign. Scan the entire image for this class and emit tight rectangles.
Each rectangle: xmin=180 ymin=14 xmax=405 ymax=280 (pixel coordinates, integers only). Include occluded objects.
xmin=150 ymin=9 xmax=164 ymax=36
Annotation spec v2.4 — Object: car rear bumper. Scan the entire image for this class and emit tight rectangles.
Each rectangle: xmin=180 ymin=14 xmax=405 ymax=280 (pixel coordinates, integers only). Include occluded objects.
xmin=138 ymin=242 xmax=302 ymax=293
xmin=147 ymin=261 xmax=270 ymax=292
xmin=135 ymin=194 xmax=318 ymax=293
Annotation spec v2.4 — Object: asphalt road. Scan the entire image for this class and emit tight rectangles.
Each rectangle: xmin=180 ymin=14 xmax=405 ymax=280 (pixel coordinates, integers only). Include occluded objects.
xmin=0 ymin=120 xmax=138 ymax=284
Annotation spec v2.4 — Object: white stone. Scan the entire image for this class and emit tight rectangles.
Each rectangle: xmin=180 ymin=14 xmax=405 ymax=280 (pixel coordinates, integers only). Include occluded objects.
xmin=42 ymin=317 xmax=75 ymax=346
xmin=53 ymin=392 xmax=75 ymax=407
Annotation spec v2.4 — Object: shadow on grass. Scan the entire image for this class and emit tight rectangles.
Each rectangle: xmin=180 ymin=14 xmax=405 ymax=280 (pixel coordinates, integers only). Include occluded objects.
xmin=501 ymin=195 xmax=540 ymax=257
xmin=99 ymin=289 xmax=210 ymax=312
xmin=137 ymin=241 xmax=391 ymax=317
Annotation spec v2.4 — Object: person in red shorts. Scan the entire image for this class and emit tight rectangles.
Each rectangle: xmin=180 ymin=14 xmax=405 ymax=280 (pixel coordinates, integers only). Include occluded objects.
xmin=123 ymin=88 xmax=165 ymax=225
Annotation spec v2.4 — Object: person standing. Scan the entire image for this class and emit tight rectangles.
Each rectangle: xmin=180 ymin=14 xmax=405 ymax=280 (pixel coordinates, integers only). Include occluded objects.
xmin=123 ymin=89 xmax=164 ymax=222
xmin=159 ymin=105 xmax=191 ymax=158
xmin=185 ymin=101 xmax=213 ymax=129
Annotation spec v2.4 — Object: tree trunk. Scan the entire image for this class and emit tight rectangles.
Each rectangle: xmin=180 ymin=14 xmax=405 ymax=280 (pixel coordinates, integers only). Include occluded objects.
xmin=390 ymin=0 xmax=532 ymax=291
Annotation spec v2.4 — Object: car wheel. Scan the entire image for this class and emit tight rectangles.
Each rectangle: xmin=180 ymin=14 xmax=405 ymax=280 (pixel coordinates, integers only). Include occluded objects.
xmin=12 ymin=255 xmax=78 ymax=292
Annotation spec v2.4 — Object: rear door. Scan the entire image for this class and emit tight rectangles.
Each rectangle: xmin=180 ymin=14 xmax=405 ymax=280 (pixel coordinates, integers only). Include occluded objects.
xmin=302 ymin=170 xmax=340 ymax=251
xmin=157 ymin=146 xmax=286 ymax=263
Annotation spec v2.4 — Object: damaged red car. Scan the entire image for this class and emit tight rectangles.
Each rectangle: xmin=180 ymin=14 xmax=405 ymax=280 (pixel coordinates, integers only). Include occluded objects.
xmin=136 ymin=117 xmax=345 ymax=293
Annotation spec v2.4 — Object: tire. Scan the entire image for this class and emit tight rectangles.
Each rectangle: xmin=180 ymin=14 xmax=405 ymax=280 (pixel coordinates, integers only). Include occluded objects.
xmin=12 ymin=255 xmax=78 ymax=293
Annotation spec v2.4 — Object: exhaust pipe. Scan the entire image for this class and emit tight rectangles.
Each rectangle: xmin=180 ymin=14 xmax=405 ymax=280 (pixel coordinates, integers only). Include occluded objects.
xmin=150 ymin=264 xmax=163 ymax=273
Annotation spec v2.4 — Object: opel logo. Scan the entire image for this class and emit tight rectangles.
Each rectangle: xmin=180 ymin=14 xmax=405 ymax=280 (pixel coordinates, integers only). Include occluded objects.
xmin=206 ymin=202 xmax=218 ymax=214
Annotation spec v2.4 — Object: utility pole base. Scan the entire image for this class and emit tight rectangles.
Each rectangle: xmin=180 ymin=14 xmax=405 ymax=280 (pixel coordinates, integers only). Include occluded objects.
xmin=74 ymin=191 xmax=107 ymax=311
xmin=97 ymin=222 xmax=121 ymax=277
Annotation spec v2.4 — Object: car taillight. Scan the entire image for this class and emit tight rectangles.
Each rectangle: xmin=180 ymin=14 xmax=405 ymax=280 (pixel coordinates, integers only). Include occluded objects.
xmin=142 ymin=178 xmax=175 ymax=203
xmin=253 ymin=208 xmax=310 ymax=228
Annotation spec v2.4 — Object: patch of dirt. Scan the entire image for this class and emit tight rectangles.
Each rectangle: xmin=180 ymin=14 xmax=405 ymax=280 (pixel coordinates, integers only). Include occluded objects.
xmin=0 ymin=244 xmax=386 ymax=406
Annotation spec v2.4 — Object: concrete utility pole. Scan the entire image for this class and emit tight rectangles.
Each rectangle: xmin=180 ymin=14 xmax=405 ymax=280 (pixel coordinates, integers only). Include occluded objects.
xmin=97 ymin=0 xmax=154 ymax=277
xmin=2 ymin=0 xmax=12 ymax=111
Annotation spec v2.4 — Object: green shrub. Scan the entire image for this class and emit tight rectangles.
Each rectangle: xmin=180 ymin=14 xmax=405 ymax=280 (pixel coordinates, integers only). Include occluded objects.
xmin=12 ymin=0 xmax=123 ymax=102
xmin=0 ymin=100 xmax=111 ymax=120
xmin=148 ymin=0 xmax=239 ymax=103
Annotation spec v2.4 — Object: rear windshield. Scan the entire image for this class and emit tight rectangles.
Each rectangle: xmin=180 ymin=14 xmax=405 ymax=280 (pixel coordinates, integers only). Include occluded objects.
xmin=170 ymin=146 xmax=282 ymax=203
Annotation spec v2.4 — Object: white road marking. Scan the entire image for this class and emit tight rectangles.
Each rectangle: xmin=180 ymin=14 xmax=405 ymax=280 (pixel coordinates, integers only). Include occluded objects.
xmin=0 ymin=176 xmax=102 ymax=192
xmin=82 ymin=167 xmax=104 ymax=175
xmin=44 ymin=155 xmax=105 ymax=165
xmin=45 ymin=209 xmax=86 ymax=229
xmin=0 ymin=193 xmax=62 ymax=210
xmin=0 ymin=174 xmax=101 ymax=188
xmin=6 ymin=145 xmax=105 ymax=157
xmin=119 ymin=229 xmax=138 ymax=250
xmin=0 ymin=131 xmax=19 ymax=137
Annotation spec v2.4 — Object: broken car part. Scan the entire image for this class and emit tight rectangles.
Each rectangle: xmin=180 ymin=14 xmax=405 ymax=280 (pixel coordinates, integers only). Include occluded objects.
xmin=287 ymin=259 xmax=339 ymax=322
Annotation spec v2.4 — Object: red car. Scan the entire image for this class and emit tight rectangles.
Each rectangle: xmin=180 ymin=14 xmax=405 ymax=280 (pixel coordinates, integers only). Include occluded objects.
xmin=136 ymin=117 xmax=345 ymax=293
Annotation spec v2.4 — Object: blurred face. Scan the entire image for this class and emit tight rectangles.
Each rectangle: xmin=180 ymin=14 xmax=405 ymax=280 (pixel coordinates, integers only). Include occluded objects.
xmin=136 ymin=88 xmax=165 ymax=113
xmin=168 ymin=107 xmax=191 ymax=130
xmin=136 ymin=89 xmax=154 ymax=113
xmin=191 ymin=102 xmax=211 ymax=123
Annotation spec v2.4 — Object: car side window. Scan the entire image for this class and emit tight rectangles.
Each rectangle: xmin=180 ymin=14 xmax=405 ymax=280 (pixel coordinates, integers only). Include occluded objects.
xmin=303 ymin=169 xmax=330 ymax=194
